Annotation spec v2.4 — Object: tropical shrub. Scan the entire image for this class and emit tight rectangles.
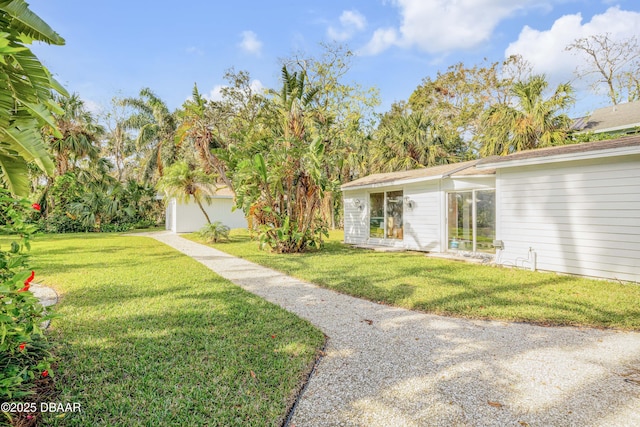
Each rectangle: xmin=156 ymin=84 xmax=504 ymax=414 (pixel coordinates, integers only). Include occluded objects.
xmin=233 ymin=66 xmax=330 ymax=253
xmin=198 ymin=221 xmax=230 ymax=243
xmin=0 ymin=189 xmax=55 ymax=406
xmin=37 ymin=213 xmax=91 ymax=233
xmin=37 ymin=174 xmax=163 ymax=233
xmin=0 ymin=270 xmax=55 ymax=400
xmin=0 ymin=189 xmax=38 ymax=280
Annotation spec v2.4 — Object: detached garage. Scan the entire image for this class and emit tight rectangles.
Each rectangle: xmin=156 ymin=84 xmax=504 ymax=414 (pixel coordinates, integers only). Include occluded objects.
xmin=342 ymin=135 xmax=640 ymax=282
xmin=165 ymin=187 xmax=248 ymax=233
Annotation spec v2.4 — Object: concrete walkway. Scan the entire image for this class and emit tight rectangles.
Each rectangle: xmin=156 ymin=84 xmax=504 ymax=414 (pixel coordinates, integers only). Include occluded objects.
xmin=146 ymin=231 xmax=640 ymax=427
xmin=30 ymin=283 xmax=58 ymax=308
xmin=30 ymin=283 xmax=58 ymax=329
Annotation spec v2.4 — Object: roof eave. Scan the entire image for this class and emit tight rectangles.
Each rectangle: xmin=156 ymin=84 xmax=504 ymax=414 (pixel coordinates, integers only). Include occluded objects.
xmin=477 ymin=145 xmax=640 ymax=169
xmin=578 ymin=123 xmax=640 ymax=134
xmin=341 ymin=174 xmax=444 ymax=191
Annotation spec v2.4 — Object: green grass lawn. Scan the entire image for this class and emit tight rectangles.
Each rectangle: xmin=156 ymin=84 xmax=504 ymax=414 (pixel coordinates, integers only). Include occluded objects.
xmin=27 ymin=233 xmax=324 ymax=426
xmin=190 ymin=229 xmax=640 ymax=330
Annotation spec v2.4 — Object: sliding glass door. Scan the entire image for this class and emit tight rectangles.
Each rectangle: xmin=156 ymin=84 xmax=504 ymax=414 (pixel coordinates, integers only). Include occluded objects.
xmin=447 ymin=190 xmax=495 ymax=253
xmin=447 ymin=192 xmax=473 ymax=250
xmin=369 ymin=193 xmax=384 ymax=238
xmin=369 ymin=190 xmax=403 ymax=240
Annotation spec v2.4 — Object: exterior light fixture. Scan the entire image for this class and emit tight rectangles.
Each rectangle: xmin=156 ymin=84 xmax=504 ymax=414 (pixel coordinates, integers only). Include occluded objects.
xmin=404 ymin=196 xmax=415 ymax=210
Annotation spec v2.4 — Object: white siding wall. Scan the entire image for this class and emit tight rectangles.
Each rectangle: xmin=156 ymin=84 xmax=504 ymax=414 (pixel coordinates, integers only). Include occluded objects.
xmin=170 ymin=197 xmax=248 ymax=233
xmin=496 ymin=155 xmax=640 ymax=282
xmin=343 ymin=190 xmax=368 ymax=244
xmin=403 ymin=181 xmax=441 ymax=251
xmin=344 ymin=178 xmax=494 ymax=252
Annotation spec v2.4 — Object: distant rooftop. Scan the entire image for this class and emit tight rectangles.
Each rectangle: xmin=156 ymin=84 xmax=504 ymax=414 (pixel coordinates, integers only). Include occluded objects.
xmin=572 ymin=101 xmax=640 ymax=134
xmin=478 ymin=134 xmax=640 ymax=166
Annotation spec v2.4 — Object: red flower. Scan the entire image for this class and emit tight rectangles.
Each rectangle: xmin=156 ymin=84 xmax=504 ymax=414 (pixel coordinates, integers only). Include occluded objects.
xmin=32 ymin=203 xmax=41 ymax=211
xmin=19 ymin=342 xmax=26 ymax=351
xmin=25 ymin=271 xmax=35 ymax=285
xmin=17 ymin=271 xmax=34 ymax=292
xmin=42 ymin=370 xmax=48 ymax=377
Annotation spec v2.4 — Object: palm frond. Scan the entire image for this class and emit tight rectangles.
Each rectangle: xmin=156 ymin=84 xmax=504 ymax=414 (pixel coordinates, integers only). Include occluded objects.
xmin=0 ymin=0 xmax=64 ymax=45
xmin=22 ymin=100 xmax=62 ymax=137
xmin=0 ymin=150 xmax=28 ymax=194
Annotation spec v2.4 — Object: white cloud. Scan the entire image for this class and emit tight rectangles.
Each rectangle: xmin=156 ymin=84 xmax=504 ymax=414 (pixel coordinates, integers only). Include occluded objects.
xmin=327 ymin=10 xmax=367 ymax=41
xmin=207 ymin=84 xmax=226 ymax=102
xmin=361 ymin=0 xmax=543 ymax=55
xmin=505 ymin=7 xmax=640 ymax=86
xmin=83 ymin=99 xmax=103 ymax=116
xmin=206 ymin=79 xmax=264 ymax=102
xmin=359 ymin=28 xmax=398 ymax=55
xmin=239 ymin=31 xmax=262 ymax=55
xmin=342 ymin=10 xmax=367 ymax=30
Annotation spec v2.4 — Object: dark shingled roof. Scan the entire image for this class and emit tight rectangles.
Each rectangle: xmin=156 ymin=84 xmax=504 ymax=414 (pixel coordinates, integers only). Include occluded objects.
xmin=341 ymin=160 xmax=494 ymax=189
xmin=478 ymin=134 xmax=640 ymax=166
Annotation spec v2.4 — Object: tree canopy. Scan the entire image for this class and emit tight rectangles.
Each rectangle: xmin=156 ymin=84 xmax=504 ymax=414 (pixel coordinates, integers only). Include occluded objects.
xmin=8 ymin=29 xmax=638 ymax=250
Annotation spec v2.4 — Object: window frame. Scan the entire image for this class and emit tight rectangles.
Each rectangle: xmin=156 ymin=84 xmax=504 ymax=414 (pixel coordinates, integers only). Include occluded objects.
xmin=369 ymin=190 xmax=404 ymax=240
xmin=446 ymin=188 xmax=496 ymax=253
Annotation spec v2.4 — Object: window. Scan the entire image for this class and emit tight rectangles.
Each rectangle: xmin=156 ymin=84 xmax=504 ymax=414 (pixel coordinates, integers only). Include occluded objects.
xmin=369 ymin=190 xmax=403 ymax=239
xmin=447 ymin=190 xmax=495 ymax=253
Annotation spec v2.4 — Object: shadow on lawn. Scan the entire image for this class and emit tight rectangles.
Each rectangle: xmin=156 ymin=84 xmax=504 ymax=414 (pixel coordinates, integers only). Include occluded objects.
xmin=49 ymin=283 xmax=322 ymax=426
xmin=199 ymin=240 xmax=640 ymax=426
xmin=218 ymin=239 xmax=640 ymax=330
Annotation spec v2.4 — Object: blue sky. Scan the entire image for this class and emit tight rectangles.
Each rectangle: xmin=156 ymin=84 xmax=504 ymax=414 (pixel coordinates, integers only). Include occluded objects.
xmin=28 ymin=0 xmax=640 ymax=117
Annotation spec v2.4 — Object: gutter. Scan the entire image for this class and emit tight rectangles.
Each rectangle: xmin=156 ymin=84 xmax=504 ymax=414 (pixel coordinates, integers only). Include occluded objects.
xmin=441 ymin=161 xmax=481 ymax=178
xmin=341 ymin=161 xmax=480 ymax=191
xmin=477 ymin=145 xmax=640 ymax=169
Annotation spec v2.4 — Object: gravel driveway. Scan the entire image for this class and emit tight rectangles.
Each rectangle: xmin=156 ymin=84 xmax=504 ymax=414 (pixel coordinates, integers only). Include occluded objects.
xmin=147 ymin=232 xmax=640 ymax=427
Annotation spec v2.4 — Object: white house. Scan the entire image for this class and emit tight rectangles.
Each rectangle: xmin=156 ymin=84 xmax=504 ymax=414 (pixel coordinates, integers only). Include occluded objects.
xmin=341 ymin=135 xmax=640 ymax=282
xmin=165 ymin=187 xmax=248 ymax=233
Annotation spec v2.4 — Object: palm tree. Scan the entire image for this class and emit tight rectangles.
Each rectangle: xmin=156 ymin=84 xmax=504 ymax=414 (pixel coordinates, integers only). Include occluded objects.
xmin=371 ymin=110 xmax=462 ymax=172
xmin=176 ymin=84 xmax=214 ymax=171
xmin=271 ymin=66 xmax=320 ymax=142
xmin=157 ymin=161 xmax=218 ymax=224
xmin=48 ymin=93 xmax=104 ymax=176
xmin=69 ymin=179 xmax=121 ymax=231
xmin=480 ymin=75 xmax=574 ymax=156
xmin=234 ymin=65 xmax=330 ymax=252
xmin=118 ymin=179 xmax=158 ymax=223
xmin=103 ymin=102 xmax=136 ymax=181
xmin=121 ymin=88 xmax=177 ymax=183
xmin=0 ymin=1 xmax=66 ymax=195
xmin=175 ymin=84 xmax=237 ymax=193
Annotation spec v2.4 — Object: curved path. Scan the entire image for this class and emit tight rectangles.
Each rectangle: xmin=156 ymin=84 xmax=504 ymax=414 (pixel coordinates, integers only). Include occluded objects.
xmin=147 ymin=231 xmax=640 ymax=427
